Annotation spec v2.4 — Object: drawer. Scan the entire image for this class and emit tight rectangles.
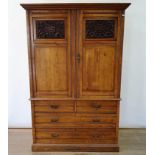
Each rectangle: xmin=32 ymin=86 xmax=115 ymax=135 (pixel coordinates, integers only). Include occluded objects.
xmin=35 ymin=122 xmax=116 ymax=128
xmin=35 ymin=128 xmax=116 ymax=144
xmin=36 ymin=128 xmax=116 ymax=139
xmin=35 ymin=113 xmax=117 ymax=124
xmin=36 ymin=138 xmax=116 ymax=144
xmin=34 ymin=101 xmax=74 ymax=113
xmin=77 ymin=101 xmax=117 ymax=113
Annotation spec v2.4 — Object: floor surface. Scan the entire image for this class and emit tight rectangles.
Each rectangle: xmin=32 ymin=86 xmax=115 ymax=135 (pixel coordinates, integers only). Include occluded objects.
xmin=8 ymin=129 xmax=146 ymax=155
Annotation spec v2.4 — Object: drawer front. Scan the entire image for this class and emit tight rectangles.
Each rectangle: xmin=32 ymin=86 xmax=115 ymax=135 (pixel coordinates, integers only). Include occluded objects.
xmin=35 ymin=128 xmax=116 ymax=144
xmin=34 ymin=101 xmax=74 ymax=113
xmin=77 ymin=101 xmax=117 ymax=113
xmin=36 ymin=128 xmax=116 ymax=139
xmin=35 ymin=122 xmax=116 ymax=128
xmin=35 ymin=114 xmax=117 ymax=124
xmin=36 ymin=138 xmax=116 ymax=144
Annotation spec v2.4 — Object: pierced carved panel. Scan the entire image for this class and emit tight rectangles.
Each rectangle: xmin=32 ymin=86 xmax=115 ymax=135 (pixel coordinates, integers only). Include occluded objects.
xmin=36 ymin=20 xmax=65 ymax=39
xmin=85 ymin=20 xmax=115 ymax=39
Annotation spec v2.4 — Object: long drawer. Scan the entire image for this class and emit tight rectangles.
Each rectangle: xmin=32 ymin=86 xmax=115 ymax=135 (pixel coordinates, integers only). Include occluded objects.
xmin=36 ymin=139 xmax=116 ymax=144
xmin=35 ymin=128 xmax=116 ymax=144
xmin=35 ymin=122 xmax=116 ymax=128
xmin=77 ymin=101 xmax=117 ymax=113
xmin=34 ymin=101 xmax=74 ymax=113
xmin=35 ymin=113 xmax=117 ymax=124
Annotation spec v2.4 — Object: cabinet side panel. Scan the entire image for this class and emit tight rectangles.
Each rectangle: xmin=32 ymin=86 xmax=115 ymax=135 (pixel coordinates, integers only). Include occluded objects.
xmin=115 ymin=12 xmax=125 ymax=142
xmin=26 ymin=11 xmax=36 ymax=143
xmin=26 ymin=11 xmax=34 ymax=97
xmin=117 ymin=12 xmax=125 ymax=97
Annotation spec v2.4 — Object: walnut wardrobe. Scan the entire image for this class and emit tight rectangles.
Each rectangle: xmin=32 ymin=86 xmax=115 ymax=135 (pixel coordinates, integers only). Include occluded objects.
xmin=21 ymin=3 xmax=130 ymax=152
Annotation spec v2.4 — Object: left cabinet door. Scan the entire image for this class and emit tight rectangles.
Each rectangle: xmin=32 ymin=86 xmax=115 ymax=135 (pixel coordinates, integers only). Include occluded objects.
xmin=28 ymin=11 xmax=73 ymax=98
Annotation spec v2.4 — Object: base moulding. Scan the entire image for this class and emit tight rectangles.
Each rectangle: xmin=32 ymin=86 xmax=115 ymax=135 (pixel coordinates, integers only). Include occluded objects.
xmin=32 ymin=144 xmax=119 ymax=152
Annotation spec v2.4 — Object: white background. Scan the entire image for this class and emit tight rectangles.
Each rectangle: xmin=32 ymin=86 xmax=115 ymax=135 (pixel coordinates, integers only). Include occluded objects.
xmin=8 ymin=0 xmax=146 ymax=128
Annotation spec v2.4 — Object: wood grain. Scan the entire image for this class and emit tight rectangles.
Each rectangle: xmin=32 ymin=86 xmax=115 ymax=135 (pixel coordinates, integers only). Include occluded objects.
xmin=35 ymin=114 xmax=117 ymax=124
xmin=22 ymin=3 xmax=130 ymax=152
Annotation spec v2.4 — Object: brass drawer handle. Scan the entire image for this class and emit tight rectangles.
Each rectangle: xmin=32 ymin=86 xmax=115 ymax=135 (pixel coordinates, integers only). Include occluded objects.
xmin=91 ymin=103 xmax=101 ymax=109
xmin=92 ymin=134 xmax=101 ymax=138
xmin=51 ymin=117 xmax=59 ymax=122
xmin=51 ymin=133 xmax=59 ymax=138
xmin=92 ymin=119 xmax=100 ymax=123
xmin=50 ymin=105 xmax=59 ymax=109
xmin=74 ymin=133 xmax=80 ymax=136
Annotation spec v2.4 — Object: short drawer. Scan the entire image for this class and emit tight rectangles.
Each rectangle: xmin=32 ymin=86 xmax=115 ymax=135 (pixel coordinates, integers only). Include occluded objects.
xmin=34 ymin=101 xmax=74 ymax=113
xmin=77 ymin=101 xmax=117 ymax=113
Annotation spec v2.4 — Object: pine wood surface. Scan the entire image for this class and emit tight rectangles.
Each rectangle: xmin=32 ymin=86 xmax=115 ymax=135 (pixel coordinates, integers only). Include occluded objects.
xmin=9 ymin=129 xmax=145 ymax=155
xmin=21 ymin=3 xmax=131 ymax=152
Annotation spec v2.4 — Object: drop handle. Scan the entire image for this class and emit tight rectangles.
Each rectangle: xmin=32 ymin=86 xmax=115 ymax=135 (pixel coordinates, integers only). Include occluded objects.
xmin=50 ymin=105 xmax=59 ymax=109
xmin=51 ymin=117 xmax=59 ymax=122
xmin=92 ymin=134 xmax=102 ymax=139
xmin=76 ymin=53 xmax=80 ymax=63
xmin=91 ymin=104 xmax=101 ymax=109
xmin=92 ymin=119 xmax=100 ymax=123
xmin=51 ymin=133 xmax=59 ymax=138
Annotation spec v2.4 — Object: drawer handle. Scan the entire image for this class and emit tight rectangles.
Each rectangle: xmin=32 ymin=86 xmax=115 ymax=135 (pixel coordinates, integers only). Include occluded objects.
xmin=92 ymin=134 xmax=101 ymax=138
xmin=50 ymin=105 xmax=59 ymax=109
xmin=51 ymin=118 xmax=59 ymax=122
xmin=91 ymin=104 xmax=101 ymax=109
xmin=92 ymin=119 xmax=100 ymax=123
xmin=74 ymin=133 xmax=80 ymax=136
xmin=51 ymin=133 xmax=59 ymax=138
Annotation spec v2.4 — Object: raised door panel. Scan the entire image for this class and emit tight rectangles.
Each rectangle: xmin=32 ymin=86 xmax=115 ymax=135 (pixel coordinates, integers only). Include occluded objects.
xmin=34 ymin=45 xmax=70 ymax=96
xmin=82 ymin=45 xmax=115 ymax=95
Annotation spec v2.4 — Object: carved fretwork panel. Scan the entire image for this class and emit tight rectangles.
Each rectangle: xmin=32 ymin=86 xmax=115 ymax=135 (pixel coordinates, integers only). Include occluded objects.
xmin=36 ymin=20 xmax=65 ymax=39
xmin=85 ymin=20 xmax=115 ymax=39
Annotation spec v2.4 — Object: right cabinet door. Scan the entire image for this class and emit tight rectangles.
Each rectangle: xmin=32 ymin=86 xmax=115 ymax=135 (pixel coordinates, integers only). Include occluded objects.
xmin=77 ymin=10 xmax=120 ymax=98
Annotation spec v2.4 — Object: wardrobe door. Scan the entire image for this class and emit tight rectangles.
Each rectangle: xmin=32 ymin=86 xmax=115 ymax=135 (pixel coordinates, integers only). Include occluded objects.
xmin=29 ymin=11 xmax=73 ymax=98
xmin=77 ymin=10 xmax=120 ymax=98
